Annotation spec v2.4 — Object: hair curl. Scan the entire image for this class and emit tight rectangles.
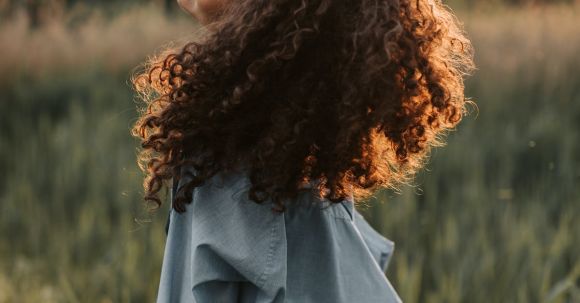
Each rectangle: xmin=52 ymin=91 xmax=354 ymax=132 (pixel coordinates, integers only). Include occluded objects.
xmin=131 ymin=0 xmax=475 ymax=213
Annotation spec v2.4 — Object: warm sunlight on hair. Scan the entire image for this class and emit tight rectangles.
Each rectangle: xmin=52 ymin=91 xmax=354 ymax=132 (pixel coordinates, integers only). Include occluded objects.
xmin=131 ymin=0 xmax=476 ymax=213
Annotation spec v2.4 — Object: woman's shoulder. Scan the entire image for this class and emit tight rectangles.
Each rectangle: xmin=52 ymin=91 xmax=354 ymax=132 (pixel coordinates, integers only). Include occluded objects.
xmin=160 ymin=167 xmax=287 ymax=302
xmin=171 ymin=166 xmax=284 ymax=282
xmin=163 ymin=166 xmax=401 ymax=302
xmin=175 ymin=165 xmax=395 ymax=271
xmin=180 ymin=167 xmax=283 ymax=226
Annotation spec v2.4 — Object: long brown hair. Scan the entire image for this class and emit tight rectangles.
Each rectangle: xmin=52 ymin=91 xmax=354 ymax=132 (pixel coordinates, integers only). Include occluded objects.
xmin=131 ymin=0 xmax=475 ymax=213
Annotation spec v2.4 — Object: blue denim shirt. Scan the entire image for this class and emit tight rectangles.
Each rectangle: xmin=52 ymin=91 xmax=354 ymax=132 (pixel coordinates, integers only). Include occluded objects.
xmin=157 ymin=165 xmax=402 ymax=302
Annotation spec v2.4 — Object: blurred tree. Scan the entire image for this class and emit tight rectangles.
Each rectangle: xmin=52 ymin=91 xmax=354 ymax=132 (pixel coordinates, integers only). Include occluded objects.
xmin=165 ymin=0 xmax=174 ymax=13
xmin=25 ymin=0 xmax=40 ymax=27
xmin=1 ymin=0 xmax=577 ymax=29
xmin=155 ymin=0 xmax=175 ymax=14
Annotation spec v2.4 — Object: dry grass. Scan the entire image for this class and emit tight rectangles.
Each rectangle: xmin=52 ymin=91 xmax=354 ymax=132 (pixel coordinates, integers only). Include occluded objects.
xmin=0 ymin=3 xmax=201 ymax=81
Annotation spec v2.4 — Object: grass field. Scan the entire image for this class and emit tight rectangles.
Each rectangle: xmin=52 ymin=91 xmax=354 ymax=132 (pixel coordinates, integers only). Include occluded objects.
xmin=0 ymin=3 xmax=579 ymax=302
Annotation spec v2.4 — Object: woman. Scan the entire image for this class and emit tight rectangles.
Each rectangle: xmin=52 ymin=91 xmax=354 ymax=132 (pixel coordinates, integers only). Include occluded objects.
xmin=131 ymin=0 xmax=475 ymax=301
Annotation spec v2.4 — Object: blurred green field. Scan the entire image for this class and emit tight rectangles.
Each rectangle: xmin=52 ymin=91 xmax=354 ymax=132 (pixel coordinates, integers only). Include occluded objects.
xmin=0 ymin=2 xmax=579 ymax=303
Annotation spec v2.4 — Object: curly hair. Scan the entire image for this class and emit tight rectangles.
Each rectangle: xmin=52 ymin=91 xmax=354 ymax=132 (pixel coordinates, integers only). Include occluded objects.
xmin=131 ymin=0 xmax=475 ymax=213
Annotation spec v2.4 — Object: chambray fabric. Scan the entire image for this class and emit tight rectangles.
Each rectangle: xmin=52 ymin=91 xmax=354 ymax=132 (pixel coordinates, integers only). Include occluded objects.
xmin=156 ymin=165 xmax=402 ymax=303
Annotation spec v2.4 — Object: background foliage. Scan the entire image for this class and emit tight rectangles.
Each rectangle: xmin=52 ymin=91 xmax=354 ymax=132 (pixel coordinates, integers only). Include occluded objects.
xmin=0 ymin=1 xmax=578 ymax=302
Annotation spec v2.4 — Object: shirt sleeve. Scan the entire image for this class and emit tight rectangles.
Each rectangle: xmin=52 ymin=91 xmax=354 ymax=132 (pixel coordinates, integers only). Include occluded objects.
xmin=185 ymin=170 xmax=287 ymax=302
xmin=352 ymin=209 xmax=395 ymax=273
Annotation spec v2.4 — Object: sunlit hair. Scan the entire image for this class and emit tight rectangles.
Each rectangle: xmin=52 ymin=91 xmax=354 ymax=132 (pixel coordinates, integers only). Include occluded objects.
xmin=131 ymin=0 xmax=475 ymax=213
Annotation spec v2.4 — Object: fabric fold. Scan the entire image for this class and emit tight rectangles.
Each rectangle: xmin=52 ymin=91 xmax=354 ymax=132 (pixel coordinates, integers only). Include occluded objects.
xmin=157 ymin=167 xmax=401 ymax=303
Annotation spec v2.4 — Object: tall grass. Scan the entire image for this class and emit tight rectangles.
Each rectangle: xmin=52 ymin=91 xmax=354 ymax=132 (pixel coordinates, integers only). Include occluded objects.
xmin=0 ymin=3 xmax=578 ymax=302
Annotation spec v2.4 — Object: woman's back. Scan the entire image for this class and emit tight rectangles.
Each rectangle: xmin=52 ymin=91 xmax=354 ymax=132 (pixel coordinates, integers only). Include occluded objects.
xmin=131 ymin=1 xmax=475 ymax=301
xmin=157 ymin=165 xmax=401 ymax=303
